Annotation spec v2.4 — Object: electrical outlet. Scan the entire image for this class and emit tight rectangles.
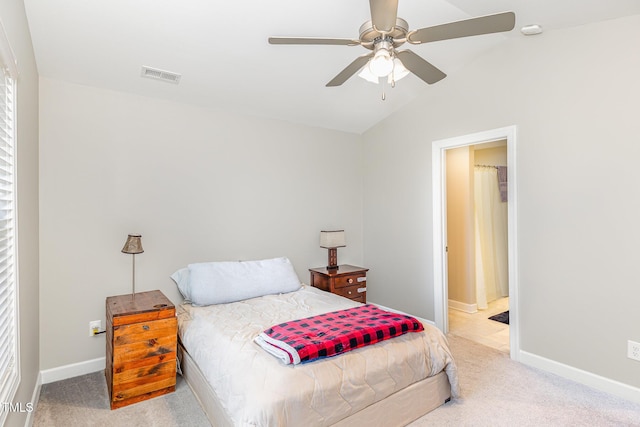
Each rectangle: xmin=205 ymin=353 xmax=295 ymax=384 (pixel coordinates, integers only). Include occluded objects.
xmin=89 ymin=320 xmax=101 ymax=337
xmin=628 ymin=340 xmax=640 ymax=362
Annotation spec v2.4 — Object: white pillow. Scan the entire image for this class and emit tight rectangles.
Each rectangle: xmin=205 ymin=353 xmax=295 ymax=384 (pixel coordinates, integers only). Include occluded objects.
xmin=170 ymin=268 xmax=191 ymax=302
xmin=185 ymin=257 xmax=301 ymax=306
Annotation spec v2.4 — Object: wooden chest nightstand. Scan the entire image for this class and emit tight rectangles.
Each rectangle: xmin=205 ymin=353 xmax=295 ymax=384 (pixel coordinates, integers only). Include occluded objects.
xmin=309 ymin=265 xmax=369 ymax=303
xmin=105 ymin=290 xmax=177 ymax=409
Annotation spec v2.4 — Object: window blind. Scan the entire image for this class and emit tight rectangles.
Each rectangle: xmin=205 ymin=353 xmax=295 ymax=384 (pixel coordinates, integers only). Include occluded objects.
xmin=0 ymin=63 xmax=18 ymax=416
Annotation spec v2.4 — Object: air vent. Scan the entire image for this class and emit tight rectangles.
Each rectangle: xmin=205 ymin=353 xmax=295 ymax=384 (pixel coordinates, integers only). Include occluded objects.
xmin=140 ymin=66 xmax=181 ymax=84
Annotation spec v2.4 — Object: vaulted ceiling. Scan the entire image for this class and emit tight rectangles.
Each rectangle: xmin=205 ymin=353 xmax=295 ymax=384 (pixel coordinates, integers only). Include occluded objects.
xmin=23 ymin=0 xmax=640 ymax=133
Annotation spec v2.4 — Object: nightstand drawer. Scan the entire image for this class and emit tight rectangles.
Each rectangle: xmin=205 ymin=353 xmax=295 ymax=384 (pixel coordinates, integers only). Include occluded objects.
xmin=112 ymin=375 xmax=176 ymax=405
xmin=333 ymin=284 xmax=366 ymax=300
xmin=113 ymin=358 xmax=175 ymax=388
xmin=114 ymin=317 xmax=177 ymax=344
xmin=113 ymin=317 xmax=178 ymax=369
xmin=334 ymin=274 xmax=367 ymax=288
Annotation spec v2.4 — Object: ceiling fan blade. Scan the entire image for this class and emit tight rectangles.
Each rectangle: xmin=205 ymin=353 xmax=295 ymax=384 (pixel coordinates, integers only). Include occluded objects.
xmin=396 ymin=50 xmax=446 ymax=84
xmin=409 ymin=11 xmax=515 ymax=44
xmin=269 ymin=37 xmax=360 ymax=46
xmin=326 ymin=53 xmax=374 ymax=87
xmin=369 ymin=0 xmax=399 ymax=33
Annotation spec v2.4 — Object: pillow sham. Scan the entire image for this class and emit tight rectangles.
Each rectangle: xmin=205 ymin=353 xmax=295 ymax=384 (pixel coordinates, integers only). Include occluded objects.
xmin=170 ymin=267 xmax=192 ymax=302
xmin=182 ymin=257 xmax=301 ymax=306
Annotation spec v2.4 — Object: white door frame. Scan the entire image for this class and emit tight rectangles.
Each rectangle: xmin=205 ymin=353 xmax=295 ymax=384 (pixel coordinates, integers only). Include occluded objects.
xmin=432 ymin=125 xmax=520 ymax=360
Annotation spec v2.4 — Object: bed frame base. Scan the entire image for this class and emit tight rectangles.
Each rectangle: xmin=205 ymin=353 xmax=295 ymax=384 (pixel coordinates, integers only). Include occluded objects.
xmin=178 ymin=343 xmax=451 ymax=426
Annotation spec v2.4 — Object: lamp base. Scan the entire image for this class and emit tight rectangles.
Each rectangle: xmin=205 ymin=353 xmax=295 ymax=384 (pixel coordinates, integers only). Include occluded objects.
xmin=327 ymin=248 xmax=339 ymax=270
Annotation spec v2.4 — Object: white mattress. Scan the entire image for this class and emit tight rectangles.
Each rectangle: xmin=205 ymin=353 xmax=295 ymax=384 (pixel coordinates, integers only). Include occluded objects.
xmin=178 ymin=285 xmax=459 ymax=426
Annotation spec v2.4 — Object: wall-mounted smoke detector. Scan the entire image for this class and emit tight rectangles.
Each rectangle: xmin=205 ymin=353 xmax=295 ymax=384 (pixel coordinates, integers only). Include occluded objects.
xmin=140 ymin=66 xmax=182 ymax=84
xmin=521 ymin=24 xmax=543 ymax=36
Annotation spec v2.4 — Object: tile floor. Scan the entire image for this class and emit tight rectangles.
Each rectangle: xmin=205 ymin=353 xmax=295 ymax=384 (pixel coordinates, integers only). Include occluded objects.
xmin=448 ymin=297 xmax=510 ymax=353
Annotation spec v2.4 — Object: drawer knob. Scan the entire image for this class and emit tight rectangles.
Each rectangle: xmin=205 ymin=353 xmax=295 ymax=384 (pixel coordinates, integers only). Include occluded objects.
xmin=347 ymin=278 xmax=354 ymax=284
xmin=143 ymin=325 xmax=150 ymax=331
xmin=348 ymin=291 xmax=352 ymax=295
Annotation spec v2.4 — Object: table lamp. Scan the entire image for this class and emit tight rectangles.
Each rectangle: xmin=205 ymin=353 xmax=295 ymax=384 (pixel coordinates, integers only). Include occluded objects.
xmin=121 ymin=234 xmax=144 ymax=298
xmin=320 ymin=230 xmax=345 ymax=270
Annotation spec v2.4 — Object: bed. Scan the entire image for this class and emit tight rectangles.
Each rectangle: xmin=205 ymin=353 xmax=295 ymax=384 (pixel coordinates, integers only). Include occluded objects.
xmin=173 ymin=258 xmax=459 ymax=426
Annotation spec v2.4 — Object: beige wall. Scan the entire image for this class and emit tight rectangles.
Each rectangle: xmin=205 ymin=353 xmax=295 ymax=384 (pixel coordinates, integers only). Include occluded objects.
xmin=39 ymin=78 xmax=364 ymax=370
xmin=474 ymin=144 xmax=507 ymax=166
xmin=363 ymin=15 xmax=640 ymax=389
xmin=445 ymin=146 xmax=474 ymax=305
xmin=0 ymin=1 xmax=40 ymax=426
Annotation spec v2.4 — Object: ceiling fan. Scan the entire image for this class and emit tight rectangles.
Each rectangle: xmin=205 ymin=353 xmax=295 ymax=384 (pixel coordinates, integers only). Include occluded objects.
xmin=268 ymin=0 xmax=515 ymax=87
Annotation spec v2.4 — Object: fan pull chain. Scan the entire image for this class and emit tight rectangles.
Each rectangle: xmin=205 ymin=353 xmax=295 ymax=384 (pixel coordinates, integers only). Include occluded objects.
xmin=381 ymin=80 xmax=386 ymax=101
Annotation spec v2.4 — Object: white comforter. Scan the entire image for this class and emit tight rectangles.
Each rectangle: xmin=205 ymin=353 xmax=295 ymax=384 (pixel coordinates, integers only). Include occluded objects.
xmin=178 ymin=285 xmax=459 ymax=426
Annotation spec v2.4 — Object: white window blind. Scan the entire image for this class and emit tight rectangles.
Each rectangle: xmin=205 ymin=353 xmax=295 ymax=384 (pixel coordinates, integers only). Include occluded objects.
xmin=0 ymin=56 xmax=18 ymax=415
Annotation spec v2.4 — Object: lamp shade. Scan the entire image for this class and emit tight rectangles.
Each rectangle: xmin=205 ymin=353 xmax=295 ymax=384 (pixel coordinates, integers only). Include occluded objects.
xmin=369 ymin=49 xmax=394 ymax=77
xmin=358 ymin=65 xmax=379 ymax=84
xmin=388 ymin=57 xmax=410 ymax=83
xmin=121 ymin=234 xmax=144 ymax=254
xmin=320 ymin=230 xmax=346 ymax=248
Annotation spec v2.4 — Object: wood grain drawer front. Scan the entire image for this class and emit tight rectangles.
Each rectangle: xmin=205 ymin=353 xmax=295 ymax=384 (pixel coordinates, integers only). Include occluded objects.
xmin=112 ymin=376 xmax=176 ymax=408
xmin=333 ymin=284 xmax=366 ymax=300
xmin=334 ymin=274 xmax=367 ymax=288
xmin=112 ymin=359 xmax=176 ymax=394
xmin=114 ymin=317 xmax=177 ymax=344
xmin=113 ymin=318 xmax=177 ymax=364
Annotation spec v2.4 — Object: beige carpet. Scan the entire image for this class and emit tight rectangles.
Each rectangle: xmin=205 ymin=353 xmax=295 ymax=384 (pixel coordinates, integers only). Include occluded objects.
xmin=412 ymin=335 xmax=640 ymax=426
xmin=33 ymin=335 xmax=640 ymax=426
xmin=33 ymin=374 xmax=209 ymax=426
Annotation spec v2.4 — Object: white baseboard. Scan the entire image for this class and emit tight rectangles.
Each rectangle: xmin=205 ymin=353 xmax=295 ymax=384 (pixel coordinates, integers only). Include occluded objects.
xmin=448 ymin=299 xmax=478 ymax=314
xmin=40 ymin=357 xmax=106 ymax=385
xmin=519 ymin=350 xmax=640 ymax=405
xmin=25 ymin=373 xmax=42 ymax=427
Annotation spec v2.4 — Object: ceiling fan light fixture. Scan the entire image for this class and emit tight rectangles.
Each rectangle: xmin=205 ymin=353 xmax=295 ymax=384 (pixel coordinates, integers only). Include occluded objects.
xmin=358 ymin=65 xmax=379 ymax=84
xmin=369 ymin=48 xmax=394 ymax=77
xmin=388 ymin=57 xmax=409 ymax=84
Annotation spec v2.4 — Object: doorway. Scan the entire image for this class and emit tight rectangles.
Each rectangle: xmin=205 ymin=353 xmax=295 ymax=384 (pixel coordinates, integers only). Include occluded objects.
xmin=432 ymin=126 xmax=519 ymax=360
xmin=446 ymin=142 xmax=509 ymax=352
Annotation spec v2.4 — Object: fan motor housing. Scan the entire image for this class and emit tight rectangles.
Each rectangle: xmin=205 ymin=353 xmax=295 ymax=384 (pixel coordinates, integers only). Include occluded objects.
xmin=359 ymin=17 xmax=409 ymax=49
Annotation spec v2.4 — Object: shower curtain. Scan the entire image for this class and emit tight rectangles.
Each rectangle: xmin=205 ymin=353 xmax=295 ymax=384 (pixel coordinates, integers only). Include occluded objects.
xmin=474 ymin=166 xmax=509 ymax=310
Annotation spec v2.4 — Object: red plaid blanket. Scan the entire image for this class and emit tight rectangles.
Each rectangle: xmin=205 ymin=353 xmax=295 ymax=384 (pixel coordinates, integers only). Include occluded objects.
xmin=254 ymin=304 xmax=424 ymax=364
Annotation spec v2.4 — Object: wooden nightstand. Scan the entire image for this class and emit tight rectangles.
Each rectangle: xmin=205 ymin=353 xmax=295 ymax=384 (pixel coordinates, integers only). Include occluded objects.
xmin=309 ymin=265 xmax=369 ymax=303
xmin=105 ymin=290 xmax=177 ymax=409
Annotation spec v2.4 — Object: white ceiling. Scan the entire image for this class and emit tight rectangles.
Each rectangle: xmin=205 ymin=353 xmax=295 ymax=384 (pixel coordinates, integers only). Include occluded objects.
xmin=23 ymin=0 xmax=640 ymax=134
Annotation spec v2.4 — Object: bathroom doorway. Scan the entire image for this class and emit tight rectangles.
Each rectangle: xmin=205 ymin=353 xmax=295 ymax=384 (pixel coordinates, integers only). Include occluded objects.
xmin=431 ymin=126 xmax=519 ymax=360
xmin=446 ymin=141 xmax=509 ymax=353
